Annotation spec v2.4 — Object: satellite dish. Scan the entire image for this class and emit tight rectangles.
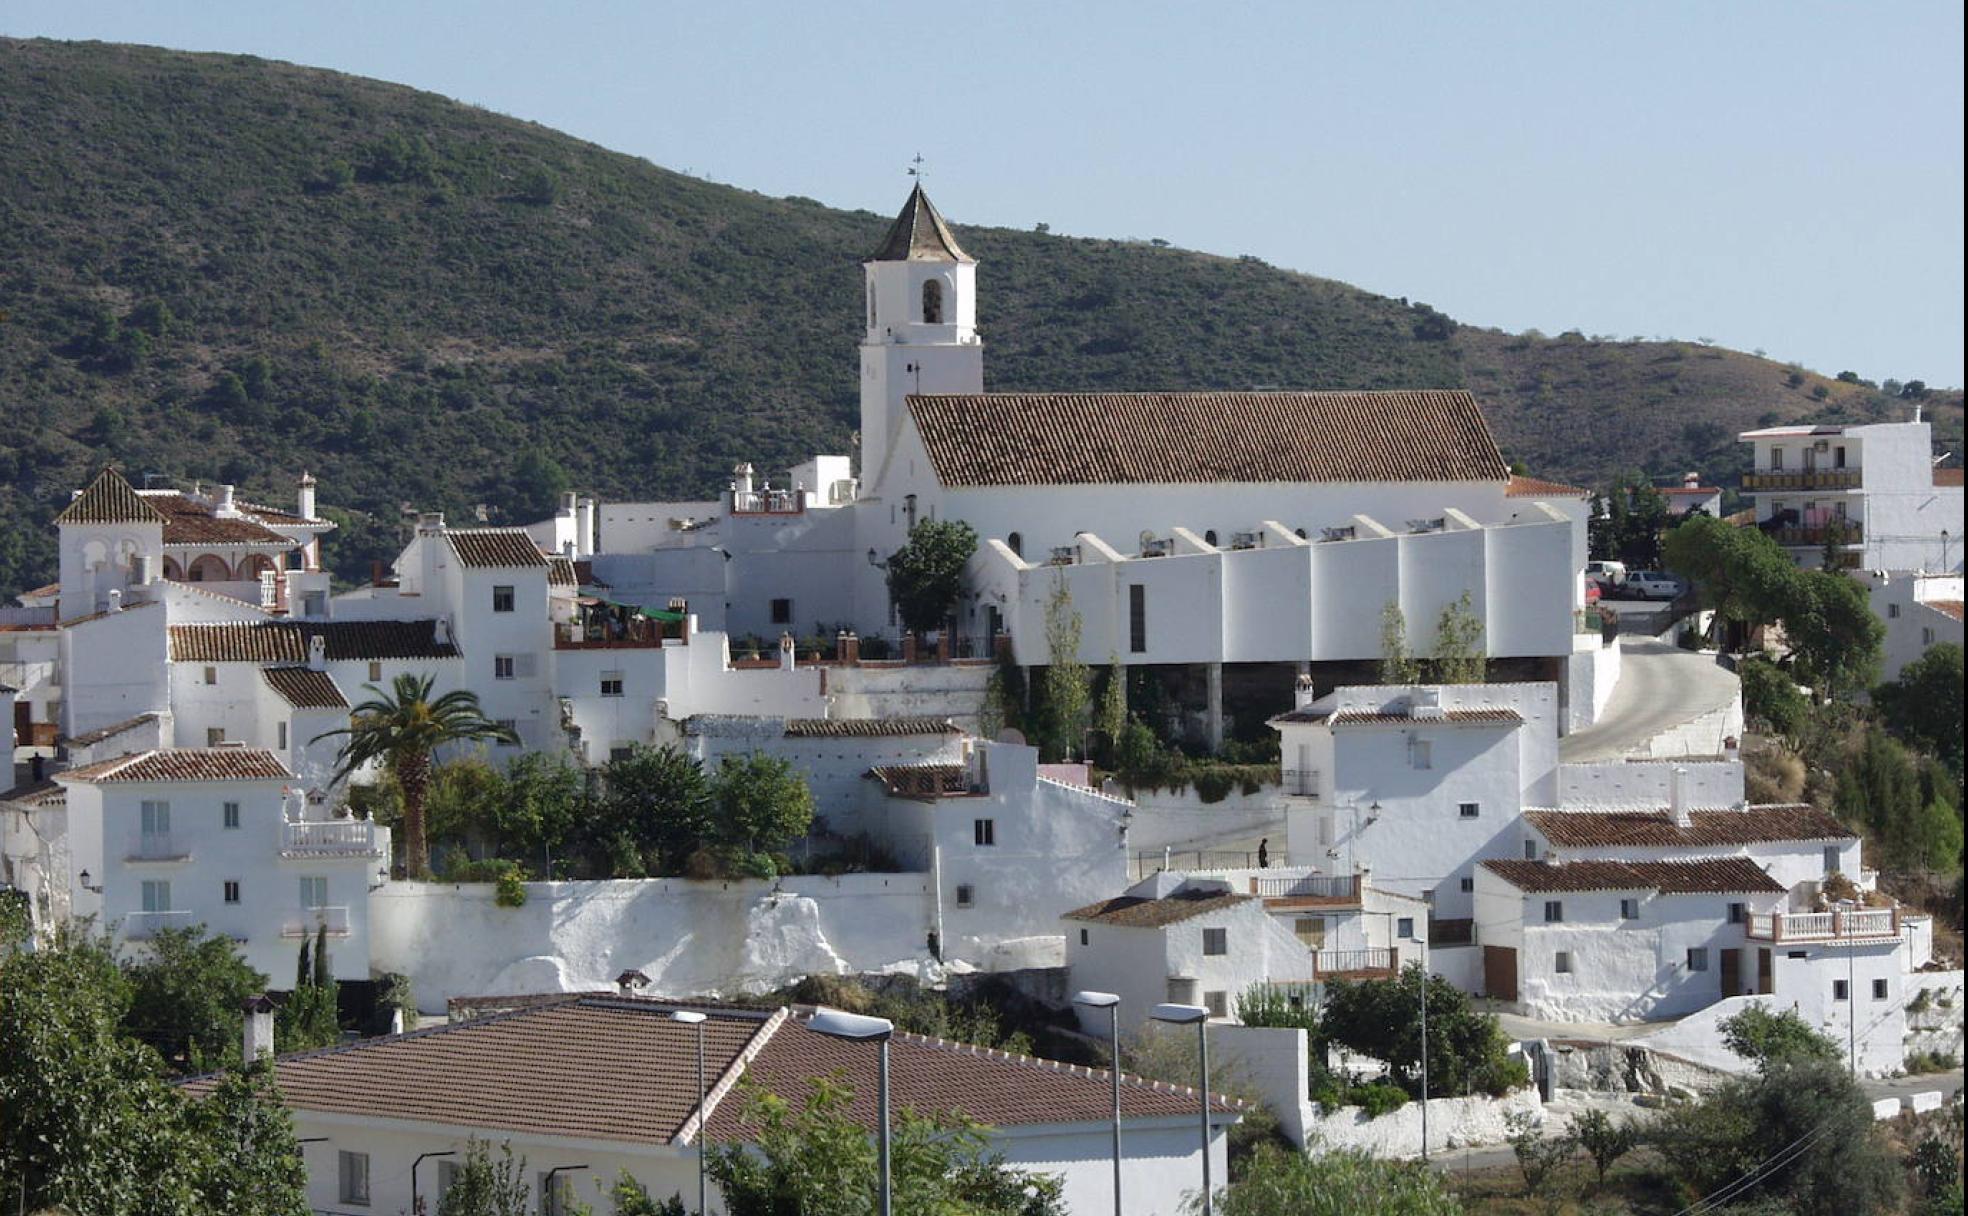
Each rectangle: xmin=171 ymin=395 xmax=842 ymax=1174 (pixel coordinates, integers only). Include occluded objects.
xmin=997 ymin=727 xmax=1027 ymax=747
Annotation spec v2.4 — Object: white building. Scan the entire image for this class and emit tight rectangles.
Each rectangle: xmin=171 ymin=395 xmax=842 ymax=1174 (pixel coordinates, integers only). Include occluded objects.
xmin=1657 ymin=471 xmax=1725 ymax=518
xmin=1856 ymin=569 xmax=1963 ymax=681
xmin=54 ymin=747 xmax=388 ymax=982
xmin=1737 ymin=418 xmax=1963 ymax=573
xmin=189 ymin=994 xmax=1237 ymax=1216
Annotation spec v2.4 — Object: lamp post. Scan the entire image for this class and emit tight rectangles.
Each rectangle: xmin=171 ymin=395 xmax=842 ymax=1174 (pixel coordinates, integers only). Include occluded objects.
xmin=1072 ymin=991 xmax=1124 ymax=1216
xmin=541 ymin=1165 xmax=589 ymax=1216
xmin=807 ymin=1010 xmax=896 ymax=1216
xmin=673 ymin=1010 xmax=710 ymax=1215
xmin=410 ymin=1149 xmax=455 ymax=1215
xmin=1150 ymin=1002 xmax=1215 ymax=1216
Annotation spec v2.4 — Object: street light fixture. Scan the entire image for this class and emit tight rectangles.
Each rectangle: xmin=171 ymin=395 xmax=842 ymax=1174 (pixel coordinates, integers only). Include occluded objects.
xmin=673 ymin=1010 xmax=710 ymax=1216
xmin=1072 ymin=991 xmax=1124 ymax=1216
xmin=541 ymin=1164 xmax=590 ymax=1216
xmin=806 ymin=1010 xmax=896 ymax=1216
xmin=1150 ymin=1002 xmax=1215 ymax=1216
xmin=411 ymin=1149 xmax=456 ymax=1215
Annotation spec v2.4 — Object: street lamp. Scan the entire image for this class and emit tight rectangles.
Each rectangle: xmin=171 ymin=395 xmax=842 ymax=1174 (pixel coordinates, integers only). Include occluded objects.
xmin=673 ymin=1011 xmax=711 ymax=1215
xmin=1150 ymin=1002 xmax=1215 ymax=1216
xmin=807 ymin=1010 xmax=896 ymax=1216
xmin=411 ymin=1149 xmax=456 ymax=1215
xmin=1072 ymin=991 xmax=1124 ymax=1216
xmin=541 ymin=1165 xmax=590 ymax=1216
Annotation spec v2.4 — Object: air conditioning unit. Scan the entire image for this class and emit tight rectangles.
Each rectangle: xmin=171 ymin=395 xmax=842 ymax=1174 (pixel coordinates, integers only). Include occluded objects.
xmin=1140 ymin=537 xmax=1173 ymax=558
xmin=1406 ymin=518 xmax=1445 ymax=534
xmin=1230 ymin=531 xmax=1260 ymax=550
xmin=1048 ymin=545 xmax=1078 ymax=566
xmin=1320 ymin=526 xmax=1356 ymax=543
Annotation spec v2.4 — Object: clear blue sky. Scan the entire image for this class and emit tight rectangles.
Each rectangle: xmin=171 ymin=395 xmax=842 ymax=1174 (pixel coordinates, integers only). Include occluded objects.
xmin=7 ymin=1 xmax=1963 ymax=385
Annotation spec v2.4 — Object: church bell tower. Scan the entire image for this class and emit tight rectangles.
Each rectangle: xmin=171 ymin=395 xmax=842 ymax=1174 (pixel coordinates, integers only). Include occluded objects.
xmin=858 ymin=184 xmax=983 ymax=497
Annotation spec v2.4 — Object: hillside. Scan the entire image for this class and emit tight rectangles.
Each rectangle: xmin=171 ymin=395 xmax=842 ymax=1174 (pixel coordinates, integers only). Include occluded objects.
xmin=1 ymin=38 xmax=1958 ymax=599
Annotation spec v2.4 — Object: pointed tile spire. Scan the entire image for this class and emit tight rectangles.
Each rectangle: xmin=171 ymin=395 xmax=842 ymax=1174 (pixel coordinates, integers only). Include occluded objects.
xmin=53 ymin=467 xmax=167 ymax=525
xmin=867 ymin=184 xmax=974 ymax=263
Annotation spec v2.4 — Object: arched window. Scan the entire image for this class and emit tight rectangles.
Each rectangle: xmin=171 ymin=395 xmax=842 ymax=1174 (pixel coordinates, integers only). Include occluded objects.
xmin=161 ymin=556 xmax=184 ymax=581
xmin=240 ymin=554 xmax=276 ymax=580
xmin=188 ymin=554 xmax=232 ymax=583
xmin=1007 ymin=532 xmax=1023 ymax=557
xmin=1204 ymin=530 xmax=1218 ymax=547
xmin=922 ymin=279 xmax=944 ymax=324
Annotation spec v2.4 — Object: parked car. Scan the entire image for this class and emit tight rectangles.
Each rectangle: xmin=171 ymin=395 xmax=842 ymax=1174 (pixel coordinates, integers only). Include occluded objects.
xmin=1585 ymin=560 xmax=1628 ymax=585
xmin=1624 ymin=571 xmax=1688 ymax=600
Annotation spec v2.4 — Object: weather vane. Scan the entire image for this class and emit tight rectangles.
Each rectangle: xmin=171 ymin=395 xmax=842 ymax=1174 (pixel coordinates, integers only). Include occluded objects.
xmin=908 ymin=153 xmax=927 ymax=183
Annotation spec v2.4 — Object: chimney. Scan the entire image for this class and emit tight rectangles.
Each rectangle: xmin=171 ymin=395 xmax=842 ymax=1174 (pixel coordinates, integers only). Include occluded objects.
xmin=1669 ymin=766 xmax=1691 ymax=828
xmin=417 ymin=511 xmax=446 ymax=535
xmin=105 ymin=589 xmax=122 ymax=614
xmin=242 ymin=994 xmax=276 ymax=1061
xmin=1293 ymin=673 xmax=1316 ymax=708
xmin=307 ymin=634 xmax=328 ymax=672
xmin=297 ymin=471 xmax=317 ymax=521
xmin=31 ymin=754 xmax=46 ymax=782
xmin=577 ymin=497 xmax=596 ymax=558
xmin=1683 ymin=471 xmax=1700 ymax=489
xmin=558 ymin=491 xmax=578 ymax=517
xmin=215 ymin=484 xmax=238 ymax=517
xmin=733 ymin=462 xmax=755 ymax=498
xmin=615 ymin=968 xmax=650 ymax=995
xmin=370 ymin=559 xmax=387 ymax=587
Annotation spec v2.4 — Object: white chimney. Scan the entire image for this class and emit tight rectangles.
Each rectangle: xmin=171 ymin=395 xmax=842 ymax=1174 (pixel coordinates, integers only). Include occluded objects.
xmin=297 ymin=471 xmax=317 ymax=521
xmin=577 ymin=497 xmax=596 ymax=558
xmin=733 ymin=462 xmax=755 ymax=497
xmin=307 ymin=634 xmax=328 ymax=672
xmin=105 ymin=589 xmax=123 ymax=614
xmin=1293 ymin=672 xmax=1316 ymax=710
xmin=242 ymin=994 xmax=276 ymax=1061
xmin=1669 ymin=766 xmax=1691 ymax=828
xmin=215 ymin=484 xmax=238 ymax=517
xmin=417 ymin=511 xmax=446 ymax=535
xmin=1683 ymin=471 xmax=1700 ymax=489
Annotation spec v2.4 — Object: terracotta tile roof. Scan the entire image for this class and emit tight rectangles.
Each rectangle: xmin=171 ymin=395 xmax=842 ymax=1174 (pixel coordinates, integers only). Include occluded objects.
xmin=445 ymin=528 xmax=550 ymax=569
xmin=58 ymin=712 xmax=161 ymax=749
xmin=261 ymin=666 xmax=349 ymax=709
xmin=868 ymin=184 xmax=974 ymax=263
xmin=707 ymin=1012 xmax=1238 ymax=1143
xmin=1524 ymin=804 xmax=1852 ymax=848
xmin=56 ymin=747 xmax=292 ymax=784
xmin=868 ymin=763 xmax=972 ymax=798
xmin=1934 ymin=468 xmax=1963 ymax=487
xmin=1481 ymin=857 xmax=1784 ymax=895
xmin=547 ymin=556 xmax=579 ymax=587
xmin=54 ymin=468 xmax=167 ymax=525
xmin=0 ymin=778 xmax=64 ymax=808
xmin=20 ymin=582 xmax=60 ymax=600
xmin=573 ymin=560 xmax=607 ymax=588
xmin=145 ymin=493 xmax=292 ymax=546
xmin=1271 ymin=707 xmax=1523 ymax=727
xmin=1062 ymin=889 xmax=1252 ymax=928
xmin=1506 ymin=474 xmax=1590 ymax=498
xmin=168 ymin=621 xmax=459 ymax=663
xmin=784 ymin=717 xmax=959 ymax=737
xmin=1660 ymin=485 xmax=1720 ymax=496
xmin=1926 ymin=600 xmax=1963 ymax=622
xmin=907 ymin=390 xmax=1509 ymax=488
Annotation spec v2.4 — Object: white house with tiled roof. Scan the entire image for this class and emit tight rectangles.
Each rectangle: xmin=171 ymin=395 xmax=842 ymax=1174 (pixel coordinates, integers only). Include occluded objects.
xmin=1857 ymin=568 xmax=1964 ymax=681
xmin=188 ymin=993 xmax=1237 ymax=1216
xmin=55 ymin=747 xmax=389 ymax=981
xmin=1737 ymin=415 xmax=1962 ymax=573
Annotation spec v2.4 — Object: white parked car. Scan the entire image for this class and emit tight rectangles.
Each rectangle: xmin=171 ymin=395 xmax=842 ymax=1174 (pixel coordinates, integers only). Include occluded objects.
xmin=1585 ymin=560 xmax=1628 ymax=585
xmin=1624 ymin=571 xmax=1687 ymax=600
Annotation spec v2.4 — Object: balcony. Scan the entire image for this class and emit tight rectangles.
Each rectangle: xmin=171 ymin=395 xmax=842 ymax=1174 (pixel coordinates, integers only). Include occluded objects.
xmin=124 ymin=909 xmax=194 ymax=939
xmin=1745 ymin=907 xmax=1900 ymax=942
xmin=282 ymin=905 xmax=352 ymax=938
xmin=1742 ymin=469 xmax=1862 ymax=492
xmin=1279 ymin=767 xmax=1321 ymax=798
xmin=1255 ymin=872 xmax=1361 ymax=906
xmin=1314 ymin=946 xmax=1395 ymax=978
xmin=125 ymin=831 xmax=190 ymax=863
xmin=281 ymin=820 xmax=385 ymax=858
xmin=1766 ymin=521 xmax=1863 ymax=548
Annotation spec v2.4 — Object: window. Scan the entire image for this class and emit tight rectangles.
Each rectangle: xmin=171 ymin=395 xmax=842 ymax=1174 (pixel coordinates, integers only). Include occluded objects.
xmin=277 ymin=721 xmax=288 ymax=749
xmin=1822 ymin=846 xmax=1840 ymax=874
xmin=1079 ymin=928 xmax=1088 ymax=946
xmin=338 ymin=1150 xmax=371 ymax=1206
xmin=1202 ymin=927 xmax=1228 ymax=956
xmin=1770 ymin=447 xmax=1785 ymax=470
xmin=1727 ymin=902 xmax=1746 ymax=924
xmin=492 ymin=584 xmax=515 ymax=613
xmin=609 ymin=746 xmax=635 ymax=764
xmin=1834 ymin=445 xmax=1847 ymax=468
xmin=1459 ymin=877 xmax=1474 ymax=893
xmin=206 ymin=727 xmax=225 ymax=747
xmin=1128 ymin=584 xmax=1147 ymax=653
xmin=1294 ymin=917 xmax=1325 ymax=948
xmin=1458 ymin=801 xmax=1480 ymax=819
xmin=437 ymin=1160 xmax=461 ymax=1202
xmin=973 ymin=819 xmax=996 ymax=847
xmin=600 ymin=671 xmax=624 ymax=698
xmin=300 ymin=876 xmax=328 ymax=908
xmin=141 ymin=800 xmax=171 ymax=838
xmin=368 ymin=661 xmax=383 ymax=682
xmin=222 ymin=801 xmax=241 ymax=830
xmin=1555 ymin=951 xmax=1573 ymax=974
xmin=140 ymin=880 xmax=171 ymax=912
xmin=1686 ymin=948 xmax=1709 ymax=972
xmin=1788 ymin=950 xmax=1808 ymax=960
xmin=1397 ymin=916 xmax=1414 ymax=939
xmin=1923 ymin=627 xmax=1936 ymax=645
xmin=922 ymin=278 xmax=944 ymax=324
xmin=1832 ymin=979 xmax=1849 ymax=1001
xmin=1544 ymin=900 xmax=1564 ymax=924
xmin=771 ymin=598 xmax=793 ymax=625
xmin=223 ymin=880 xmax=240 ymax=904
xmin=1620 ymin=898 xmax=1639 ymax=920
xmin=494 ymin=654 xmax=516 ymax=680
xmin=203 ymin=665 xmax=217 ymax=685
xmin=1524 ymin=840 xmax=1539 ymax=860
xmin=954 ymin=883 xmax=974 ymax=908
xmin=496 ymin=719 xmax=520 ymax=747
xmin=1409 ymin=738 xmax=1432 ymax=770
xmin=1203 ymin=990 xmax=1228 ymax=1019
xmin=1888 ymin=603 xmax=1901 ymax=618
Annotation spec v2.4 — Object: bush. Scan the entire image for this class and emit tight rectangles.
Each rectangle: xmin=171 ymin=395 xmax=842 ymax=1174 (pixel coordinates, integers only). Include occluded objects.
xmin=1905 ymin=1051 xmax=1959 ymax=1074
xmin=1356 ymin=1082 xmax=1411 ymax=1118
xmin=1189 ymin=1143 xmax=1463 ymax=1215
xmin=1721 ymin=1005 xmax=1841 ymax=1070
xmin=493 ymin=866 xmax=527 ymax=908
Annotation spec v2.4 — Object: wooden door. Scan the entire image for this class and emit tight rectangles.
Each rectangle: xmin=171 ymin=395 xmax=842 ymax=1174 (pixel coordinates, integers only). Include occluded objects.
xmin=12 ymin=701 xmax=29 ymax=748
xmin=1720 ymin=948 xmax=1741 ymax=996
xmin=1483 ymin=946 xmax=1518 ymax=1002
xmin=1758 ymin=948 xmax=1774 ymax=995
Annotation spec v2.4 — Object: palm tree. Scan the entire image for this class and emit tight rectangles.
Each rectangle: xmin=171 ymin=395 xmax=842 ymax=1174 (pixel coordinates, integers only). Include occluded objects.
xmin=315 ymin=673 xmax=517 ymax=877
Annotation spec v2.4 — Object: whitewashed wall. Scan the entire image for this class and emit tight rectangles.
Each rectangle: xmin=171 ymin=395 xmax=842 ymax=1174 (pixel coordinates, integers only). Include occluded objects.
xmin=57 ymin=602 xmax=169 ymax=738
xmin=1306 ymin=1087 xmax=1543 ymax=1158
xmin=1633 ymin=974 xmax=1906 ymax=1077
xmin=822 ymin=662 xmax=992 ymax=730
xmin=1554 ymin=758 xmax=1744 ymax=809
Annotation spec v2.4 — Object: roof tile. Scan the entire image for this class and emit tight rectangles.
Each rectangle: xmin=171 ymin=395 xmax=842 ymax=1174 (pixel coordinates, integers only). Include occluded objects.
xmin=784 ymin=717 xmax=959 ymax=738
xmin=867 ymin=185 xmax=974 ymax=263
xmin=1524 ymin=805 xmax=1852 ymax=848
xmin=57 ymin=748 xmax=292 ymax=784
xmin=1062 ymin=890 xmax=1252 ymax=928
xmin=1506 ymin=474 xmax=1590 ymax=498
xmin=1481 ymin=857 xmax=1785 ymax=895
xmin=145 ymin=492 xmax=292 ymax=546
xmin=445 ymin=529 xmax=550 ymax=569
xmin=53 ymin=468 xmax=167 ymax=525
xmin=261 ymin=666 xmax=350 ymax=709
xmin=168 ymin=621 xmax=459 ymax=663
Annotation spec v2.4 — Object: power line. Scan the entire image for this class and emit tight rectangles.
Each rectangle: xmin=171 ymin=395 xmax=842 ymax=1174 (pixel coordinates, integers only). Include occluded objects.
xmin=1675 ymin=1117 xmax=1839 ymax=1216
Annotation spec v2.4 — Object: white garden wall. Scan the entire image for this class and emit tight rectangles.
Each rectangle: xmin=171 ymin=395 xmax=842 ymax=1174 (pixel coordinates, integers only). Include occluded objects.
xmin=1305 ymin=1087 xmax=1543 ymax=1158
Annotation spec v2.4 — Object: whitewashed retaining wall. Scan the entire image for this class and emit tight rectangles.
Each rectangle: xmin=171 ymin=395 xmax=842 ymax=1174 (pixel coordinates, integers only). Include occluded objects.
xmin=1556 ymin=758 xmax=1745 ymax=809
xmin=1124 ymin=785 xmax=1283 ymax=854
xmin=1632 ymin=992 xmax=1905 ymax=1077
xmin=824 ymin=663 xmax=993 ymax=732
xmin=371 ymin=875 xmax=934 ymax=1013
xmin=1306 ymin=1087 xmax=1543 ymax=1158
xmin=1906 ymin=969 xmax=1965 ymax=1062
xmin=1564 ymin=633 xmax=1622 ymax=733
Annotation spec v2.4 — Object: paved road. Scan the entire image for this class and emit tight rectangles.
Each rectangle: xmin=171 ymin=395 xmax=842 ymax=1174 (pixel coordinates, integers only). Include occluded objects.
xmin=1558 ymin=639 xmax=1740 ymax=763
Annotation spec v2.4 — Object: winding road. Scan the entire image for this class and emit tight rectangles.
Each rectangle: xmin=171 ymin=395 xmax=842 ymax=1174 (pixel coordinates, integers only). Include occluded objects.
xmin=1558 ymin=639 xmax=1741 ymax=763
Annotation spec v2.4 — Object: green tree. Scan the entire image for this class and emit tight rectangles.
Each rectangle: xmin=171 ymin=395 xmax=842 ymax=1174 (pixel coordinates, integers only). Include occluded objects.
xmin=1572 ymin=1108 xmax=1637 ymax=1189
xmin=1507 ymin=1110 xmax=1577 ymax=1200
xmin=884 ymin=518 xmax=978 ymax=635
xmin=1186 ymin=1143 xmax=1462 ymax=1215
xmin=277 ymin=925 xmax=341 ymax=1052
xmin=1739 ymin=656 xmax=1810 ymax=741
xmin=710 ymin=751 xmax=816 ymax=860
xmin=1720 ymin=1005 xmax=1842 ymax=1070
xmin=180 ymin=1061 xmax=313 ymax=1214
xmin=1835 ymin=729 xmax=1932 ymax=869
xmin=1378 ymin=601 xmax=1421 ymax=684
xmin=1112 ymin=717 xmax=1172 ymax=794
xmin=493 ymin=750 xmax=586 ymax=868
xmin=437 ymin=1138 xmax=533 ymax=1216
xmin=1782 ymin=569 xmax=1882 ymax=701
xmin=606 ymin=1171 xmax=687 ymax=1215
xmin=1662 ymin=513 xmax=1796 ymax=643
xmin=1876 ymin=643 xmax=1964 ymax=778
xmin=1321 ymin=965 xmax=1528 ymax=1099
xmin=1093 ymin=656 xmax=1128 ymax=766
xmin=121 ymin=925 xmax=270 ymax=1071
xmin=599 ymin=744 xmax=714 ymax=876
xmin=511 ymin=448 xmax=572 ymax=523
xmin=423 ymin=751 xmax=510 ymax=852
xmin=1039 ymin=576 xmax=1090 ymax=761
xmin=704 ymin=1074 xmax=1065 ymax=1216
xmin=316 ymin=673 xmax=519 ymax=877
xmin=515 ymin=166 xmax=560 ymax=205
xmin=1431 ymin=591 xmax=1485 ymax=683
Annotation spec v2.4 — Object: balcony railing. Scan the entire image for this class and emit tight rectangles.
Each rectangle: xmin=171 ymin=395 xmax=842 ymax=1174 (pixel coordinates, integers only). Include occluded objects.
xmin=1745 ymin=907 xmax=1900 ymax=942
xmin=281 ymin=820 xmax=384 ymax=857
xmin=282 ymin=905 xmax=352 ymax=938
xmin=1314 ymin=947 xmax=1395 ymax=977
xmin=1279 ymin=767 xmax=1321 ymax=798
xmin=124 ymin=909 xmax=194 ymax=939
xmin=1768 ymin=521 xmax=1863 ymax=547
xmin=1742 ymin=469 xmax=1862 ymax=492
xmin=125 ymin=831 xmax=190 ymax=862
xmin=1255 ymin=873 xmax=1361 ymax=902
